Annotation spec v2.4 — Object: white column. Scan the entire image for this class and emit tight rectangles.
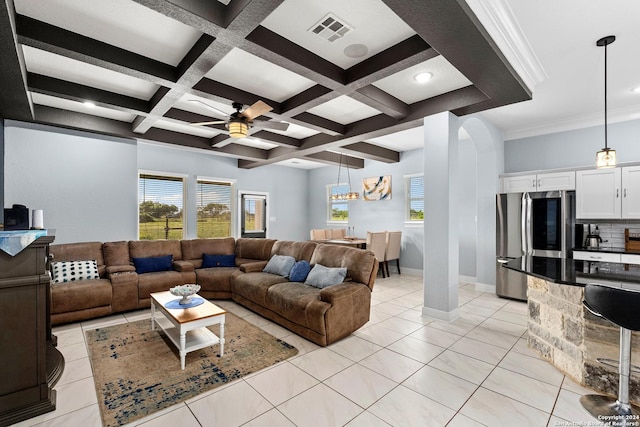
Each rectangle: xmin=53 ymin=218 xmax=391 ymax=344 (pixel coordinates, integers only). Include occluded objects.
xmin=422 ymin=112 xmax=460 ymax=321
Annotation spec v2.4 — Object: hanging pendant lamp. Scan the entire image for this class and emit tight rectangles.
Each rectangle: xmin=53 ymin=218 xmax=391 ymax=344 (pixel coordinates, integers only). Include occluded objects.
xmin=329 ymin=153 xmax=359 ymax=201
xmin=595 ymin=35 xmax=617 ymax=169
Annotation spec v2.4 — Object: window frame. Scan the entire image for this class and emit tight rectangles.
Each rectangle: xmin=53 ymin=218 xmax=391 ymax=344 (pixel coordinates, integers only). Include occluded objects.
xmin=405 ymin=173 xmax=424 ymax=225
xmin=196 ymin=177 xmax=236 ymax=239
xmin=327 ymin=183 xmax=350 ymax=224
xmin=138 ymin=171 xmax=188 ymax=240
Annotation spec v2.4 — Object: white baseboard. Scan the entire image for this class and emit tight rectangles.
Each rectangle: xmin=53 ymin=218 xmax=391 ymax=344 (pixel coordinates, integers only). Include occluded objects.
xmin=459 ymin=275 xmax=476 ymax=284
xmin=400 ymin=267 xmax=423 ymax=276
xmin=422 ymin=306 xmax=460 ymax=322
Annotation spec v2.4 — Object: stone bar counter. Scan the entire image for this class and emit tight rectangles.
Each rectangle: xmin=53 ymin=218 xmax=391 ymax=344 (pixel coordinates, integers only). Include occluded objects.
xmin=504 ymin=256 xmax=640 ymax=404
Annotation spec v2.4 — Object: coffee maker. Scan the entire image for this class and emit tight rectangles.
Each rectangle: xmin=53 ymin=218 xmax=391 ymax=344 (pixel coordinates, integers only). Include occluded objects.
xmin=576 ymin=224 xmax=604 ymax=249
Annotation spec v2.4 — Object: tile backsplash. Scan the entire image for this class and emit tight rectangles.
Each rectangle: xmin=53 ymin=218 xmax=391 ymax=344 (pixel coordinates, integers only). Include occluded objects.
xmin=578 ymin=222 xmax=640 ymax=249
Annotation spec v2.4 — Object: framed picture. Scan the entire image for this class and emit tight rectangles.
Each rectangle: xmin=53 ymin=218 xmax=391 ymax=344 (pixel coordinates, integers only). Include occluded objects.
xmin=363 ymin=176 xmax=391 ymax=201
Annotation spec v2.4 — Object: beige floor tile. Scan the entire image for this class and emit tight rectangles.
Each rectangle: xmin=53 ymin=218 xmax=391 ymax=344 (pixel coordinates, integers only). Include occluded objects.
xmin=387 ymin=335 xmax=445 ymax=364
xmin=327 ymin=335 xmax=383 ymax=362
xmin=324 ymin=364 xmax=397 ymax=408
xmin=459 ymin=387 xmax=550 ymax=427
xmin=290 ymin=347 xmax=354 ymax=381
xmin=368 ymin=385 xmax=455 ymax=427
xmin=403 ymin=365 xmax=478 ymax=411
xmin=245 ymin=362 xmax=318 ymax=406
xmin=359 ymin=348 xmax=424 ymax=383
xmin=482 ymin=367 xmax=560 ymax=412
xmin=428 ymin=350 xmax=494 ymax=385
xmin=277 ymin=384 xmax=363 ymax=427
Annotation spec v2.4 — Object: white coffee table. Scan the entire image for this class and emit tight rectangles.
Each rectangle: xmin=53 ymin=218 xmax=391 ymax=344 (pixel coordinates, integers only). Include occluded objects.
xmin=150 ymin=291 xmax=226 ymax=370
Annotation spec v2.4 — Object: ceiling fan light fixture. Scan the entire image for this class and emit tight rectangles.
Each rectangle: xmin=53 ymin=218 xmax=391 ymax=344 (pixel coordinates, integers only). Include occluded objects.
xmin=228 ymin=119 xmax=249 ymax=138
xmin=414 ymin=72 xmax=433 ymax=83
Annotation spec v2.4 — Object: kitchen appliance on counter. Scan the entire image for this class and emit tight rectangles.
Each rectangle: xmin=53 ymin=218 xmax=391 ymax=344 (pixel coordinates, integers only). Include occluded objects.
xmin=575 ymin=223 xmax=608 ymax=250
xmin=496 ymin=191 xmax=575 ymax=301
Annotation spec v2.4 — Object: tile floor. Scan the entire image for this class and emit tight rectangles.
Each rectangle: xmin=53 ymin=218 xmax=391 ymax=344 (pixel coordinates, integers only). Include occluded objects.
xmin=12 ymin=274 xmax=606 ymax=427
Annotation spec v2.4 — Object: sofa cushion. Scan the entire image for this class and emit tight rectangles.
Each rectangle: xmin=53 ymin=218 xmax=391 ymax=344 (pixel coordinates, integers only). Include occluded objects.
xmin=132 ymin=255 xmax=173 ymax=274
xmin=235 ymin=238 xmax=277 ymax=263
xmin=311 ymin=244 xmax=377 ymax=289
xmin=202 ymin=253 xmax=236 ymax=268
xmin=271 ymin=240 xmax=317 ymax=262
xmin=129 ymin=239 xmax=182 ymax=261
xmin=50 ymin=242 xmax=106 ymax=277
xmin=195 ymin=267 xmax=237 ymax=294
xmin=289 ymin=260 xmax=311 ymax=282
xmin=52 ymin=260 xmax=99 ymax=283
xmin=102 ymin=241 xmax=130 ymax=267
xmin=50 ymin=279 xmax=112 ymax=314
xmin=181 ymin=238 xmax=235 ymax=261
xmin=265 ymin=282 xmax=330 ymax=333
xmin=263 ymin=255 xmax=296 ymax=277
xmin=305 ymin=264 xmax=347 ymax=289
xmin=231 ymin=272 xmax=289 ymax=306
xmin=137 ymin=270 xmax=186 ymax=300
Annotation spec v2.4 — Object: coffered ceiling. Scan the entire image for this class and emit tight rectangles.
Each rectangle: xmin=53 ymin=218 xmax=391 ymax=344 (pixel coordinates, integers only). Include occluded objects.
xmin=0 ymin=0 xmax=530 ymax=169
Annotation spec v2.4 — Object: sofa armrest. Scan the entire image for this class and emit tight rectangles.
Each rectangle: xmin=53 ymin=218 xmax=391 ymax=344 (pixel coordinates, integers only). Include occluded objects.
xmin=106 ymin=265 xmax=135 ymax=274
xmin=240 ymin=261 xmax=268 ymax=273
xmin=173 ymin=260 xmax=195 ymax=272
xmin=319 ymin=282 xmax=368 ymax=304
xmin=110 ymin=271 xmax=139 ymax=312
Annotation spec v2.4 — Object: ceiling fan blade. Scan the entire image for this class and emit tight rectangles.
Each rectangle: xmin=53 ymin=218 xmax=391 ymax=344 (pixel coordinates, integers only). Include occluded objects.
xmin=253 ymin=120 xmax=289 ymax=131
xmin=241 ymin=100 xmax=272 ymax=120
xmin=191 ymin=120 xmax=226 ymax=126
xmin=188 ymin=99 xmax=229 ymax=119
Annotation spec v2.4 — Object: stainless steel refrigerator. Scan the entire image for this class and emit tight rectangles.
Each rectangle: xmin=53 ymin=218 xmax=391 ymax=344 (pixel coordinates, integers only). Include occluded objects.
xmin=496 ymin=191 xmax=574 ymax=301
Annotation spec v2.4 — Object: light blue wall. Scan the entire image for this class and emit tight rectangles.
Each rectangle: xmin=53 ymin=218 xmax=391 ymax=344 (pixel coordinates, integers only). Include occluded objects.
xmin=505 ymin=119 xmax=640 ymax=172
xmin=458 ymin=138 xmax=477 ymax=277
xmin=0 ymin=119 xmax=4 ymax=215
xmin=3 ymin=122 xmax=309 ymax=244
xmin=308 ymin=148 xmax=425 ymax=272
xmin=137 ymin=142 xmax=309 ymax=241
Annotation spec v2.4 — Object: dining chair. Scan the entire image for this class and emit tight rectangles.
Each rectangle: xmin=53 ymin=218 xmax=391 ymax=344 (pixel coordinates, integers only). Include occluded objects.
xmin=384 ymin=231 xmax=402 ymax=276
xmin=329 ymin=228 xmax=346 ymax=239
xmin=366 ymin=231 xmax=387 ymax=278
xmin=310 ymin=229 xmax=327 ymax=240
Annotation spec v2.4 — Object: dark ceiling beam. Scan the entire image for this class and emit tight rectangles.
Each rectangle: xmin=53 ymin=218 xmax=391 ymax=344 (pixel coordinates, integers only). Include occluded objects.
xmin=33 ymin=104 xmax=140 ymax=137
xmin=352 ymin=85 xmax=408 ymax=119
xmin=303 ymin=151 xmax=365 ymax=169
xmin=0 ymin=0 xmax=32 ymax=120
xmin=129 ymin=0 xmax=226 ymax=34
xmin=249 ymin=130 xmax=301 ymax=148
xmin=16 ymin=15 xmax=176 ymax=85
xmin=340 ymin=142 xmax=400 ymax=164
xmin=212 ymin=143 xmax=269 ymax=160
xmin=289 ymin=112 xmax=344 ymax=136
xmin=132 ymin=33 xmax=218 ymax=133
xmin=192 ymin=78 xmax=282 ymax=113
xmin=381 ymin=0 xmax=530 ymax=109
xmin=28 ymin=73 xmax=150 ymax=114
xmin=164 ymin=107 xmax=227 ymax=131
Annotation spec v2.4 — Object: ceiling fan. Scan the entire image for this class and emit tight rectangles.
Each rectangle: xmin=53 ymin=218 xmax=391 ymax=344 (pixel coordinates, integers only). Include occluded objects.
xmin=189 ymin=99 xmax=289 ymax=138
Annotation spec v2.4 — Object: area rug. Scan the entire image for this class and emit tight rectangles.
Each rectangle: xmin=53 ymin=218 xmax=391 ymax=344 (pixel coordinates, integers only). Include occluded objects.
xmin=85 ymin=312 xmax=298 ymax=426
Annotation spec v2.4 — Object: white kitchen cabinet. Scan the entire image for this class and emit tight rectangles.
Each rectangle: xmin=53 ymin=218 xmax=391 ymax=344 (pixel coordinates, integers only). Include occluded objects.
xmin=621 ymin=166 xmax=640 ymax=218
xmin=621 ymin=254 xmax=640 ymax=265
xmin=576 ymin=168 xmax=621 ymax=219
xmin=573 ymin=251 xmax=621 ymax=262
xmin=577 ymin=166 xmax=640 ymax=219
xmin=502 ymin=171 xmax=575 ymax=193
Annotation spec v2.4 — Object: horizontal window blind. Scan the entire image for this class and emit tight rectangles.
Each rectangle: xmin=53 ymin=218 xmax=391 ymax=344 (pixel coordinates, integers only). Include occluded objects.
xmin=407 ymin=175 xmax=424 ymax=221
xmin=197 ymin=180 xmax=232 ymax=238
xmin=138 ymin=174 xmax=184 ymax=240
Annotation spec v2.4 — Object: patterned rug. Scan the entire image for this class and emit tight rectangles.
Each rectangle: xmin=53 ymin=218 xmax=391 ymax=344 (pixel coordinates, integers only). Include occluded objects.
xmin=85 ymin=312 xmax=298 ymax=426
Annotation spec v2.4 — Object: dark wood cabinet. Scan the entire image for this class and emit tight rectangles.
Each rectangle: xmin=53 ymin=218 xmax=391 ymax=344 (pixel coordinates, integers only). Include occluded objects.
xmin=0 ymin=232 xmax=64 ymax=426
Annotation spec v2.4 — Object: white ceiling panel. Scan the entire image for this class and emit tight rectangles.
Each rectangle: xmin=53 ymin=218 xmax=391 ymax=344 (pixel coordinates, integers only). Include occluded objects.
xmin=273 ymin=158 xmax=327 ymax=169
xmin=261 ymin=0 xmax=415 ymax=69
xmin=22 ymin=46 xmax=159 ymax=100
xmin=153 ymin=119 xmax=222 ymax=138
xmin=373 ymin=56 xmax=472 ymax=104
xmin=265 ymin=122 xmax=319 ymax=138
xmin=31 ymin=92 xmax=135 ymax=122
xmin=232 ymin=138 xmax=278 ymax=150
xmin=307 ymin=95 xmax=380 ymax=124
xmin=15 ymin=0 xmax=201 ymax=66
xmin=175 ymin=94 xmax=236 ymax=119
xmin=206 ymin=48 xmax=316 ymax=102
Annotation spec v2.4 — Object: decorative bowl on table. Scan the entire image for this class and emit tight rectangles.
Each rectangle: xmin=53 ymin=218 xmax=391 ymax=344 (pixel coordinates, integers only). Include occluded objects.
xmin=169 ymin=284 xmax=201 ymax=305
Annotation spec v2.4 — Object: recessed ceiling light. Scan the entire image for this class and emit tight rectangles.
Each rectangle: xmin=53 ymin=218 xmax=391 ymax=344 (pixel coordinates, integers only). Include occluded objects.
xmin=84 ymin=101 xmax=96 ymax=108
xmin=632 ymin=86 xmax=640 ymax=94
xmin=414 ymin=72 xmax=433 ymax=83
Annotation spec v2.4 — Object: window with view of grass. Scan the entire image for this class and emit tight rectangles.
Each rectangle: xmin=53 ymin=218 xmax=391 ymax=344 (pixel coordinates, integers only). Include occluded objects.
xmin=328 ymin=184 xmax=349 ymax=222
xmin=406 ymin=174 xmax=424 ymax=221
xmin=197 ymin=179 xmax=233 ymax=238
xmin=138 ymin=173 xmax=185 ymax=240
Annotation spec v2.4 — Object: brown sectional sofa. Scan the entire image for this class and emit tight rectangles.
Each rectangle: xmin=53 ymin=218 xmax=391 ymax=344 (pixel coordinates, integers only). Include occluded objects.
xmin=49 ymin=237 xmax=378 ymax=346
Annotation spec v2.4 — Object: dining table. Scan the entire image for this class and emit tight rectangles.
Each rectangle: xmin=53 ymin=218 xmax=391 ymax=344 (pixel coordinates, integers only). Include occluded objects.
xmin=322 ymin=237 xmax=367 ymax=249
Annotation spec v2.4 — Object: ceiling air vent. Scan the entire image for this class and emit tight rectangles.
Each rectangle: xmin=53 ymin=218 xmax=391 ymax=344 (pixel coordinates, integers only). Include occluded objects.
xmin=309 ymin=13 xmax=352 ymax=42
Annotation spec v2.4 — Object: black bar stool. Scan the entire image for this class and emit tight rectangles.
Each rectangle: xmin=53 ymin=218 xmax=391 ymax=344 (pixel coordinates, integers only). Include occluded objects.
xmin=581 ymin=283 xmax=640 ymax=420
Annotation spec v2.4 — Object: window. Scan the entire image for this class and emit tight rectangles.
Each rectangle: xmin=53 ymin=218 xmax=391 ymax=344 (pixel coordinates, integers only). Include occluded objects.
xmin=405 ymin=174 xmax=424 ymax=221
xmin=138 ymin=173 xmax=185 ymax=240
xmin=197 ymin=179 xmax=233 ymax=238
xmin=328 ymin=184 xmax=349 ymax=222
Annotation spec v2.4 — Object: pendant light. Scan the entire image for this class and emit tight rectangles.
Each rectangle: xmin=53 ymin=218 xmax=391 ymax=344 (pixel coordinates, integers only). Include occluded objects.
xmin=595 ymin=35 xmax=617 ymax=169
xmin=329 ymin=153 xmax=359 ymax=201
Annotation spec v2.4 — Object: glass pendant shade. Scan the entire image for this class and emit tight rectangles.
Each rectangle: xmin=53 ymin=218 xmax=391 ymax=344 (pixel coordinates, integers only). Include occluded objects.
xmin=329 ymin=153 xmax=360 ymax=201
xmin=228 ymin=120 xmax=249 ymax=138
xmin=596 ymin=148 xmax=616 ymax=169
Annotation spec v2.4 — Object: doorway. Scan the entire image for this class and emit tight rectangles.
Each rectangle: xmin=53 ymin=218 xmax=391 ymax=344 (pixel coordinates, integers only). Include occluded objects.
xmin=239 ymin=192 xmax=268 ymax=238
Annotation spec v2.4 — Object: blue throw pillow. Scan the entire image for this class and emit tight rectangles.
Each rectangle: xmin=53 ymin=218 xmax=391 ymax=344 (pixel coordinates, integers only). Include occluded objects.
xmin=305 ymin=264 xmax=347 ymax=289
xmin=132 ymin=255 xmax=173 ymax=274
xmin=289 ymin=260 xmax=311 ymax=282
xmin=263 ymin=255 xmax=296 ymax=277
xmin=202 ymin=253 xmax=236 ymax=268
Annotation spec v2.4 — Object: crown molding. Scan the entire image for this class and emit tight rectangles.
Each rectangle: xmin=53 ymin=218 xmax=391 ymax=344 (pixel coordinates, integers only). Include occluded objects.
xmin=464 ymin=0 xmax=547 ymax=92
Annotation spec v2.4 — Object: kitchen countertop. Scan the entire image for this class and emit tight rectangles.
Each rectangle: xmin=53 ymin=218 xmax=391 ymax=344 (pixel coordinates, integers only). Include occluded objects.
xmin=574 ymin=246 xmax=640 ymax=255
xmin=503 ymin=256 xmax=640 ymax=287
